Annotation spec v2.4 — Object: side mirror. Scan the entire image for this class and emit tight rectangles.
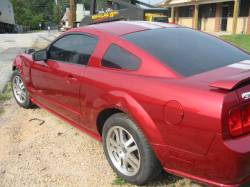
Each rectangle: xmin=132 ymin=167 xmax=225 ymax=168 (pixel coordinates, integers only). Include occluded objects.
xmin=32 ymin=49 xmax=47 ymax=61
xmin=25 ymin=48 xmax=35 ymax=54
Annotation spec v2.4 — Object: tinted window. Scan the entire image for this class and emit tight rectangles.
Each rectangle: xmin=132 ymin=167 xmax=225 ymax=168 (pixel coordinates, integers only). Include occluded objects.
xmin=102 ymin=44 xmax=140 ymax=70
xmin=48 ymin=34 xmax=98 ymax=65
xmin=123 ymin=28 xmax=250 ymax=76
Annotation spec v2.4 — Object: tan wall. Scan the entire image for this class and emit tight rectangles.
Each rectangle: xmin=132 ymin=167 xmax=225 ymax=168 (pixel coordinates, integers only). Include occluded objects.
xmin=201 ymin=18 xmax=216 ymax=32
xmin=247 ymin=7 xmax=250 ymax=34
xmin=177 ymin=17 xmax=193 ymax=28
xmin=227 ymin=17 xmax=249 ymax=34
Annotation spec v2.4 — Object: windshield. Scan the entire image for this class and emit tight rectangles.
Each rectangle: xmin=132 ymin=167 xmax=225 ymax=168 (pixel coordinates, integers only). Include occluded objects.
xmin=123 ymin=28 xmax=250 ymax=77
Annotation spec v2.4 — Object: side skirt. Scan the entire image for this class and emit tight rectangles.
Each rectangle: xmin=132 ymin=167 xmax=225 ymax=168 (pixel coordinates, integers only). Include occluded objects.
xmin=31 ymin=97 xmax=102 ymax=142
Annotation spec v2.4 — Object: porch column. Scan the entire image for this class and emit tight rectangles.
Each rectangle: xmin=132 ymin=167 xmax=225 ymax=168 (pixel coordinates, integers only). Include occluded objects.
xmin=232 ymin=0 xmax=240 ymax=34
xmin=171 ymin=7 xmax=175 ymax=23
xmin=247 ymin=6 xmax=250 ymax=34
xmin=194 ymin=4 xmax=199 ymax=29
xmin=175 ymin=7 xmax=179 ymax=24
xmin=215 ymin=3 xmax=222 ymax=32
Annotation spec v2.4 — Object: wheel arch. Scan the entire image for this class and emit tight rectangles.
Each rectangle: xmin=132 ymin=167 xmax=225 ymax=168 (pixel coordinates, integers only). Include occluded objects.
xmin=12 ymin=56 xmax=23 ymax=72
xmin=95 ymin=90 xmax=165 ymax=145
xmin=96 ymin=108 xmax=124 ymax=136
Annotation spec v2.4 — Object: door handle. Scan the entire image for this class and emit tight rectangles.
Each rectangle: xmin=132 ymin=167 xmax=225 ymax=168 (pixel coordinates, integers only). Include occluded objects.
xmin=66 ymin=75 xmax=78 ymax=83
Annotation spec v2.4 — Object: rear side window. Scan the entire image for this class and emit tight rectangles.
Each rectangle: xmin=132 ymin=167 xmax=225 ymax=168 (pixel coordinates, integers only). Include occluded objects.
xmin=48 ymin=34 xmax=98 ymax=65
xmin=101 ymin=44 xmax=140 ymax=70
xmin=123 ymin=28 xmax=250 ymax=76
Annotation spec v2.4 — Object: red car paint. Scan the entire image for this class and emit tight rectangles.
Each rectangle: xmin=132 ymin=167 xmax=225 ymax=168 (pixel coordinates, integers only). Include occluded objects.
xmin=13 ymin=21 xmax=250 ymax=186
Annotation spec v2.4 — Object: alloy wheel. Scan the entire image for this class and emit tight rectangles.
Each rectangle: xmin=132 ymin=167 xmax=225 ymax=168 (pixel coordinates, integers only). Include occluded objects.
xmin=106 ymin=126 xmax=141 ymax=176
xmin=12 ymin=75 xmax=27 ymax=104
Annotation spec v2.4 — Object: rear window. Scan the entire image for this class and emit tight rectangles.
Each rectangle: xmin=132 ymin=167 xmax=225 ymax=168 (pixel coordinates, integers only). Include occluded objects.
xmin=123 ymin=28 xmax=250 ymax=76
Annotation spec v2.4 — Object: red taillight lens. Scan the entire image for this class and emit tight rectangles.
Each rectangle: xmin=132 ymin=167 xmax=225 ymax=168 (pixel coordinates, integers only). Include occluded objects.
xmin=242 ymin=104 xmax=250 ymax=133
xmin=229 ymin=103 xmax=250 ymax=137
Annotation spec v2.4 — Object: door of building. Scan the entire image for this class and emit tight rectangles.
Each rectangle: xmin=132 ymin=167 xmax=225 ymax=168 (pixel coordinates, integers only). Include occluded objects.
xmin=221 ymin=6 xmax=229 ymax=31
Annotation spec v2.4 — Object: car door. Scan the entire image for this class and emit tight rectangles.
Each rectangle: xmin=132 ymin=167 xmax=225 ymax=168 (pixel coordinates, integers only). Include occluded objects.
xmin=31 ymin=33 xmax=98 ymax=124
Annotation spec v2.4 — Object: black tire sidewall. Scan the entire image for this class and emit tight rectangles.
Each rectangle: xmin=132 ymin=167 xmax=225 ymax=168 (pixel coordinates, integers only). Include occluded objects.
xmin=102 ymin=113 xmax=161 ymax=185
xmin=11 ymin=70 xmax=31 ymax=108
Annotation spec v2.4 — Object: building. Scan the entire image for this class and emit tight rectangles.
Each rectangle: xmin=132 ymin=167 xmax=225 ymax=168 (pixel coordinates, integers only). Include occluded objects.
xmin=0 ymin=0 xmax=15 ymax=33
xmin=61 ymin=4 xmax=90 ymax=30
xmin=163 ymin=0 xmax=250 ymax=34
xmin=76 ymin=4 xmax=90 ymax=27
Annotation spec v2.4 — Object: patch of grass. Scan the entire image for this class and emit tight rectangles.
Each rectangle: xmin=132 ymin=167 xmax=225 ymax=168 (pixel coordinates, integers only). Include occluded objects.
xmin=0 ymin=83 xmax=12 ymax=102
xmin=221 ymin=35 xmax=250 ymax=52
xmin=112 ymin=176 xmax=127 ymax=186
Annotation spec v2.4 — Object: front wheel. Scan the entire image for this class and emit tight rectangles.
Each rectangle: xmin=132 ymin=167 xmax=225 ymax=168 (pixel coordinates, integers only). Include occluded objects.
xmin=11 ymin=70 xmax=32 ymax=108
xmin=102 ymin=113 xmax=161 ymax=185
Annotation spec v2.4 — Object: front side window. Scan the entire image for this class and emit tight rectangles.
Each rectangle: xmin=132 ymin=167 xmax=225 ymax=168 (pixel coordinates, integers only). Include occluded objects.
xmin=102 ymin=44 xmax=140 ymax=70
xmin=48 ymin=34 xmax=98 ymax=65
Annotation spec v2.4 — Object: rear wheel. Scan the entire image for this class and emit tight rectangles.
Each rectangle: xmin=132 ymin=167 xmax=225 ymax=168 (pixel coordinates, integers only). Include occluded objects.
xmin=11 ymin=70 xmax=32 ymax=108
xmin=102 ymin=113 xmax=161 ymax=185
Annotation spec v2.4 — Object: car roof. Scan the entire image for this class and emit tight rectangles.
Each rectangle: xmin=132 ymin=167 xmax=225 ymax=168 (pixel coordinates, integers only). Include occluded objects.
xmin=77 ymin=21 xmax=180 ymax=36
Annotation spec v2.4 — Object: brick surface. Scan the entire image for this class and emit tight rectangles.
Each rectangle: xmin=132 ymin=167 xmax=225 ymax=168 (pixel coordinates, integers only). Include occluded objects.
xmin=247 ymin=6 xmax=250 ymax=34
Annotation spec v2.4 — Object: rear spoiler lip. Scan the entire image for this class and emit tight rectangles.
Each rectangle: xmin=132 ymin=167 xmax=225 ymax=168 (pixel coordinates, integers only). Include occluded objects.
xmin=209 ymin=72 xmax=250 ymax=91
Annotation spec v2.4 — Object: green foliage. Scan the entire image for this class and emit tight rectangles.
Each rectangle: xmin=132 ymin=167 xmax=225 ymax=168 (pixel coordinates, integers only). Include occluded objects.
xmin=112 ymin=176 xmax=127 ymax=185
xmin=11 ymin=0 xmax=58 ymax=29
xmin=221 ymin=35 xmax=250 ymax=52
xmin=0 ymin=83 xmax=12 ymax=102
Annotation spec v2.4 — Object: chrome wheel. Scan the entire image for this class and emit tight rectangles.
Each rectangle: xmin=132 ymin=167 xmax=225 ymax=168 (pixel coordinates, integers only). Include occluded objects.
xmin=12 ymin=75 xmax=26 ymax=104
xmin=106 ymin=126 xmax=141 ymax=176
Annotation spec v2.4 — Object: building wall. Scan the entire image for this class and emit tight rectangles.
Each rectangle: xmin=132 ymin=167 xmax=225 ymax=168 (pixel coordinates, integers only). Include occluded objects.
xmin=247 ymin=7 xmax=250 ymax=34
xmin=0 ymin=0 xmax=15 ymax=25
xmin=227 ymin=17 xmax=249 ymax=34
xmin=201 ymin=18 xmax=216 ymax=32
xmin=177 ymin=17 xmax=193 ymax=28
xmin=170 ymin=0 xmax=250 ymax=34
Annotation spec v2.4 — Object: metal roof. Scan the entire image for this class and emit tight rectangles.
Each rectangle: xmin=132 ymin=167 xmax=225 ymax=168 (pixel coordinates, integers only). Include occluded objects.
xmin=163 ymin=0 xmax=234 ymax=7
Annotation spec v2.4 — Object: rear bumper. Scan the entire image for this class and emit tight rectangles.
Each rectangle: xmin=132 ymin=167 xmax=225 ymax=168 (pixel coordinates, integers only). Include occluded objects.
xmin=153 ymin=134 xmax=250 ymax=187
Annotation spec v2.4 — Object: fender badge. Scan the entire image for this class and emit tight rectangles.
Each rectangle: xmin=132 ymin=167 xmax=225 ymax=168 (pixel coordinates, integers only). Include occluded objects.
xmin=242 ymin=92 xmax=250 ymax=100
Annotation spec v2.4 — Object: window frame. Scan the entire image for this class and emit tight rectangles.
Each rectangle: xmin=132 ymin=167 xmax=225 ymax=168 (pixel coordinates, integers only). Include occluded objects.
xmin=47 ymin=32 xmax=99 ymax=66
xmin=100 ymin=43 xmax=141 ymax=72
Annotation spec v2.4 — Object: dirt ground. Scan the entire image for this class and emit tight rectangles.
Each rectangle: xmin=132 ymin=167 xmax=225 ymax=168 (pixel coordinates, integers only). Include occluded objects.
xmin=0 ymin=94 xmax=204 ymax=187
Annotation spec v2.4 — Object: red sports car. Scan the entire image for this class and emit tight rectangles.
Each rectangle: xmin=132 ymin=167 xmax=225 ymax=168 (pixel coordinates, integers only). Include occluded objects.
xmin=11 ymin=21 xmax=250 ymax=186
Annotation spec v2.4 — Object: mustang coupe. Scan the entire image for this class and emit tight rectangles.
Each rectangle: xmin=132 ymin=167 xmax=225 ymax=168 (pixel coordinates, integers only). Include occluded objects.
xmin=12 ymin=21 xmax=250 ymax=186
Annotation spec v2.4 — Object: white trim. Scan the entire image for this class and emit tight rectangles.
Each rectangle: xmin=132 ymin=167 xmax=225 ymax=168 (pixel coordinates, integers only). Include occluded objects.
xmin=167 ymin=0 xmax=234 ymax=7
xmin=120 ymin=21 xmax=162 ymax=29
xmin=227 ymin=60 xmax=250 ymax=70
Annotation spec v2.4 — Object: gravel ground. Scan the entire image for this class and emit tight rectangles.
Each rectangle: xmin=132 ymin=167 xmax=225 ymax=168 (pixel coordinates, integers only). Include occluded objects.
xmin=0 ymin=31 xmax=59 ymax=92
xmin=0 ymin=96 xmax=204 ymax=187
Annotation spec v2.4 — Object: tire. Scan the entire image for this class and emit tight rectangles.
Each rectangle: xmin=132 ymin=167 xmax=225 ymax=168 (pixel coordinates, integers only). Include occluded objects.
xmin=102 ymin=113 xmax=162 ymax=185
xmin=11 ymin=70 xmax=32 ymax=108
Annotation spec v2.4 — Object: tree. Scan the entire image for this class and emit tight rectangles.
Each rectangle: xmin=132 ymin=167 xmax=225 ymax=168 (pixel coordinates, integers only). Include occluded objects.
xmin=11 ymin=0 xmax=58 ymax=29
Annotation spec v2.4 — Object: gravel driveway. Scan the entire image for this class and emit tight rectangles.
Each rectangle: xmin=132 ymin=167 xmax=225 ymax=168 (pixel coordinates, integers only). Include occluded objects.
xmin=0 ymin=31 xmax=59 ymax=92
xmin=0 ymin=96 xmax=204 ymax=187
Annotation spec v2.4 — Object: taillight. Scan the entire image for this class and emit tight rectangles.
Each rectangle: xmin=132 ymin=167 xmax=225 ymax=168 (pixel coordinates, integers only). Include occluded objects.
xmin=229 ymin=103 xmax=250 ymax=137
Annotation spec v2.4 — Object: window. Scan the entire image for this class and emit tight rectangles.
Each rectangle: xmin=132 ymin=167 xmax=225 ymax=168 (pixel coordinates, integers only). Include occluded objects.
xmin=239 ymin=0 xmax=250 ymax=17
xmin=208 ymin=4 xmax=216 ymax=17
xmin=123 ymin=28 xmax=250 ymax=77
xmin=101 ymin=44 xmax=140 ymax=70
xmin=179 ymin=6 xmax=193 ymax=17
xmin=48 ymin=34 xmax=98 ymax=65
